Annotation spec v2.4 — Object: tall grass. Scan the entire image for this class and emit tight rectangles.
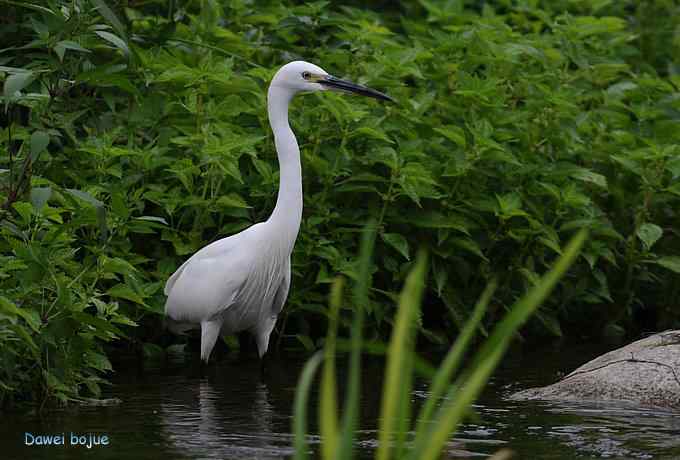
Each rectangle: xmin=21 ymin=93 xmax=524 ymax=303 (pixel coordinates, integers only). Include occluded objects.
xmin=293 ymin=226 xmax=587 ymax=459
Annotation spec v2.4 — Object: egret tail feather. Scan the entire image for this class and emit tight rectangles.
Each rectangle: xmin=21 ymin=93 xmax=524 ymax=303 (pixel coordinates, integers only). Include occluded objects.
xmin=255 ymin=317 xmax=277 ymax=358
xmin=201 ymin=320 xmax=222 ymax=363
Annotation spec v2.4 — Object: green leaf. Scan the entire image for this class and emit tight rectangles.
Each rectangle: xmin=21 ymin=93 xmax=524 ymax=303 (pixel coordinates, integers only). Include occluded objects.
xmin=496 ymin=192 xmax=525 ymax=218
xmin=30 ymin=131 xmax=50 ymax=161
xmin=53 ymin=40 xmax=90 ymax=62
xmin=538 ymin=235 xmax=562 ymax=255
xmin=106 ymin=284 xmax=147 ymax=306
xmin=0 ymin=296 xmax=41 ymax=332
xmin=0 ymin=66 xmax=31 ymax=73
xmin=142 ymin=342 xmax=165 ymax=360
xmin=101 ymin=256 xmax=138 ymax=276
xmin=2 ymin=1 xmax=55 ymax=14
xmin=353 ymin=127 xmax=394 ymax=143
xmin=535 ymin=311 xmax=563 ymax=337
xmin=3 ymin=71 xmax=35 ymax=98
xmin=95 ymin=31 xmax=129 ymax=55
xmin=134 ymin=215 xmax=168 ymax=225
xmin=217 ymin=194 xmax=250 ymax=208
xmin=71 ymin=312 xmax=124 ymax=338
xmin=12 ymin=202 xmax=33 ymax=223
xmin=636 ymin=223 xmax=663 ymax=251
xmin=653 ymin=256 xmax=680 ymax=274
xmin=611 ymin=155 xmax=642 ymax=175
xmin=382 ymin=233 xmax=410 ymax=260
xmin=65 ymin=188 xmax=104 ymax=207
xmin=451 ymin=237 xmax=487 ymax=260
xmin=571 ymin=168 xmax=608 ymax=189
xmin=30 ymin=187 xmax=52 ymax=211
xmin=666 ymin=156 xmax=680 ymax=179
xmin=433 ymin=125 xmax=466 ymax=147
xmin=9 ymin=324 xmax=40 ymax=359
xmin=665 ymin=183 xmax=680 ymax=197
xmin=405 ymin=211 xmax=472 ymax=234
xmin=91 ymin=0 xmax=127 ymax=38
xmin=84 ymin=350 xmax=113 ymax=372
xmin=606 ymin=81 xmax=637 ymax=97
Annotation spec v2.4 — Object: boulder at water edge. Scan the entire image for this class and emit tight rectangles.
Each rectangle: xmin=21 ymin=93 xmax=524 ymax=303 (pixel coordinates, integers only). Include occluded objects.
xmin=510 ymin=330 xmax=680 ymax=409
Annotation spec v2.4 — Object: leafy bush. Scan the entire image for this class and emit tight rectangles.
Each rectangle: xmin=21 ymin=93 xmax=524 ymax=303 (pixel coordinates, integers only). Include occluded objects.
xmin=1 ymin=0 xmax=679 ymax=404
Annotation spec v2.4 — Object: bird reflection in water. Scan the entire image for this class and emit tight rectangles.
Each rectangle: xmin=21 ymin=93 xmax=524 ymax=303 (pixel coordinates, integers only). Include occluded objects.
xmin=160 ymin=377 xmax=295 ymax=459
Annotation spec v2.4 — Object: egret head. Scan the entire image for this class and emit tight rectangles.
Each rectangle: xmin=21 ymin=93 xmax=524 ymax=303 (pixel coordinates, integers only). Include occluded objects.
xmin=270 ymin=61 xmax=393 ymax=102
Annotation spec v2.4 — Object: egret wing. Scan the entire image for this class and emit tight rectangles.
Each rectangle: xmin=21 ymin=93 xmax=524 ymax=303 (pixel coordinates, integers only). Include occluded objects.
xmin=164 ymin=223 xmax=267 ymax=297
xmin=164 ymin=224 xmax=264 ymax=323
xmin=271 ymin=258 xmax=291 ymax=316
xmin=164 ymin=230 xmax=247 ymax=296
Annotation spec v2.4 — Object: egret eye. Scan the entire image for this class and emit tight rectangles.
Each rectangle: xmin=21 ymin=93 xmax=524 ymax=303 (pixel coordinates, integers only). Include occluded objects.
xmin=301 ymin=71 xmax=312 ymax=80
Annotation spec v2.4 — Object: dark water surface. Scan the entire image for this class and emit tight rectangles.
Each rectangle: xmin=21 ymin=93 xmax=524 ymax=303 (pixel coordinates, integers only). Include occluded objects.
xmin=3 ymin=344 xmax=680 ymax=459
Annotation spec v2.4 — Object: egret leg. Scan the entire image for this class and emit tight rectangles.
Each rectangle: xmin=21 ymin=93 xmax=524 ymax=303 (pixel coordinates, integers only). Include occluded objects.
xmin=200 ymin=320 xmax=222 ymax=363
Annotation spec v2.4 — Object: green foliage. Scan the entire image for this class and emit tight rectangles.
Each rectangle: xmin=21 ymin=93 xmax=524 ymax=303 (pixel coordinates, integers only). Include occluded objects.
xmin=1 ymin=0 xmax=679 ymax=404
xmin=292 ymin=225 xmax=587 ymax=459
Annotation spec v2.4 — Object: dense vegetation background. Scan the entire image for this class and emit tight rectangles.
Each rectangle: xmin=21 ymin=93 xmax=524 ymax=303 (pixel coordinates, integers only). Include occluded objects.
xmin=1 ymin=0 xmax=679 ymax=405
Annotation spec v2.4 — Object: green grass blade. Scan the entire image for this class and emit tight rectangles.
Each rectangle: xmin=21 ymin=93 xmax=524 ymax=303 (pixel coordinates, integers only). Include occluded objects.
xmin=414 ymin=278 xmax=497 ymax=439
xmin=293 ymin=350 xmax=324 ymax=460
xmin=414 ymin=229 xmax=587 ymax=460
xmin=338 ymin=222 xmax=377 ymax=460
xmin=377 ymin=251 xmax=428 ymax=460
xmin=394 ymin=344 xmax=415 ymax=458
xmin=320 ymin=277 xmax=343 ymax=460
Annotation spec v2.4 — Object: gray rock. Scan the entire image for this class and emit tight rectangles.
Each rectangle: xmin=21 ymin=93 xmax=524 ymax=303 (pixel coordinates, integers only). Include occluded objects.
xmin=510 ymin=330 xmax=680 ymax=409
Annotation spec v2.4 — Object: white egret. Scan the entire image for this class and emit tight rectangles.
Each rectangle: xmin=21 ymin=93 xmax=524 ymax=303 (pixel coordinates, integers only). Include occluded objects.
xmin=164 ymin=61 xmax=392 ymax=363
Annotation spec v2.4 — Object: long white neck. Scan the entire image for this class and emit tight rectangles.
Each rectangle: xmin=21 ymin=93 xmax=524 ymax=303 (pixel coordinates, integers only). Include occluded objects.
xmin=265 ymin=84 xmax=303 ymax=252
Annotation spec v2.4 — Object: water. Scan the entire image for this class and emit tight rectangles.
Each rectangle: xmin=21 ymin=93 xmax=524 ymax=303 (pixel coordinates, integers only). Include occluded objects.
xmin=3 ymin=344 xmax=680 ymax=459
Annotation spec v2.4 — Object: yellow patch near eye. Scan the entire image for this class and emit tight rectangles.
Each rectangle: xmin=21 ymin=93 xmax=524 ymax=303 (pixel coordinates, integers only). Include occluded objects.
xmin=302 ymin=72 xmax=323 ymax=82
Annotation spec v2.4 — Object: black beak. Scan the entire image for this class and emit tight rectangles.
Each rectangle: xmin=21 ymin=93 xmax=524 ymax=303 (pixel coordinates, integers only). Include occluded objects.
xmin=319 ymin=75 xmax=394 ymax=102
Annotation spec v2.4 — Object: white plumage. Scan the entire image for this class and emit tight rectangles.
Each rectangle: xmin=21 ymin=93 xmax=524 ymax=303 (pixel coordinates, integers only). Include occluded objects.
xmin=164 ymin=61 xmax=392 ymax=363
